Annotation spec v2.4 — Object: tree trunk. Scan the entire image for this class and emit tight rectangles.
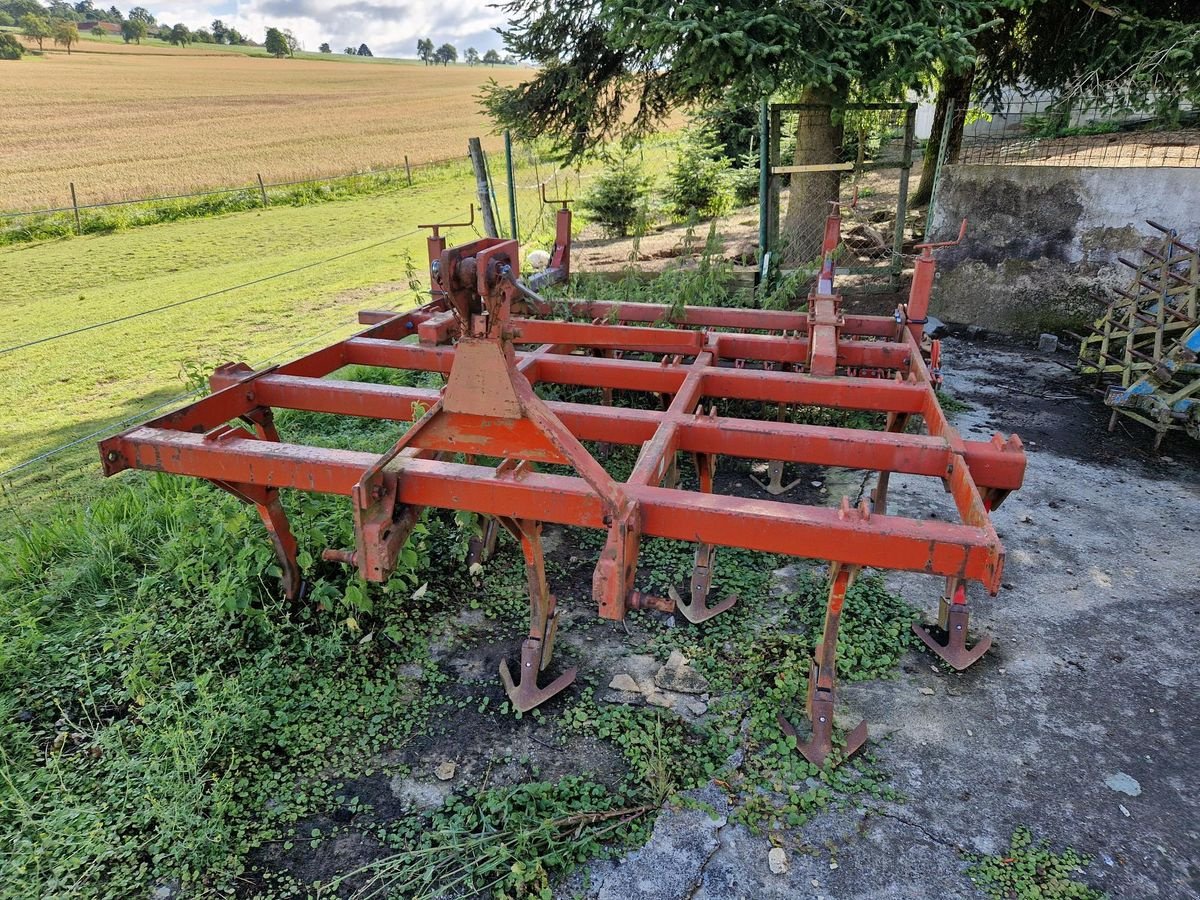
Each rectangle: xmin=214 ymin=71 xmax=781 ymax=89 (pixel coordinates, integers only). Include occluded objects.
xmin=911 ymin=67 xmax=974 ymax=208
xmin=781 ymin=86 xmax=844 ymax=263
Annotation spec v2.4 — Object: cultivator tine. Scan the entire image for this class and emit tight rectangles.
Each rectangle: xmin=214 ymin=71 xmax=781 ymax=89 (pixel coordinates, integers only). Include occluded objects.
xmin=913 ymin=580 xmax=992 ymax=670
xmin=779 ymin=564 xmax=868 ymax=768
xmin=499 ymin=518 xmax=578 ymax=712
xmin=676 ymin=543 xmax=738 ymax=623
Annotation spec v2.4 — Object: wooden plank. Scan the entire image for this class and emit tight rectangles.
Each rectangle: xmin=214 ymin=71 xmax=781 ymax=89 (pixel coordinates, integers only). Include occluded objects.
xmin=771 ymin=162 xmax=855 ymax=174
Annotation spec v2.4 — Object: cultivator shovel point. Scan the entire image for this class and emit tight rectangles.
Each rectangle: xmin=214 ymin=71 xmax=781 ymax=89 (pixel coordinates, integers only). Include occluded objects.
xmin=99 ymin=199 xmax=1026 ymax=762
xmin=751 ymin=459 xmax=805 ymax=495
xmin=913 ymin=581 xmax=992 ymax=671
xmin=673 ymin=542 xmax=739 ymax=624
xmin=500 ymin=636 xmax=578 ymax=713
xmin=779 ymin=564 xmax=868 ymax=767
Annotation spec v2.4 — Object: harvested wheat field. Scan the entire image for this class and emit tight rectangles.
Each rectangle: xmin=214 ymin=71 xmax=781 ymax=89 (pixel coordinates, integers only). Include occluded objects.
xmin=2 ymin=46 xmax=530 ymax=210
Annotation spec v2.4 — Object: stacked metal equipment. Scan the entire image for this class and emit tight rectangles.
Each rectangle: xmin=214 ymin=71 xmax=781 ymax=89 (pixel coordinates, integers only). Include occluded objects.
xmin=1076 ymin=221 xmax=1200 ymax=450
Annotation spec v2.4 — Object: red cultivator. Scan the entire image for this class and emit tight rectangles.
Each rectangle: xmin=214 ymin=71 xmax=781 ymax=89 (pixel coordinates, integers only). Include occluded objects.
xmin=100 ymin=203 xmax=1025 ymax=766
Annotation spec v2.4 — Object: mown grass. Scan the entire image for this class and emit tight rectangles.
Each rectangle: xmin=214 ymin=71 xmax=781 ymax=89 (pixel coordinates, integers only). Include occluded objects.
xmin=0 ymin=138 xmax=675 ymax=500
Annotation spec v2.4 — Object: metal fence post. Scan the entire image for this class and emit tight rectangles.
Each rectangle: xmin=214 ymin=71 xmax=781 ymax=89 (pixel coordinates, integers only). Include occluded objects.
xmin=924 ymin=98 xmax=956 ymax=243
xmin=758 ymin=98 xmax=769 ymax=281
xmin=504 ymin=130 xmax=518 ymax=241
xmin=69 ymin=182 xmax=81 ymax=235
xmin=257 ymin=174 xmax=269 ymax=208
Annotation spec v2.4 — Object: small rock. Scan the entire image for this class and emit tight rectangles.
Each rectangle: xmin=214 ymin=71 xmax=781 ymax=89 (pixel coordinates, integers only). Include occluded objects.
xmin=646 ymin=692 xmax=674 ymax=709
xmin=1119 ymin=804 xmax=1131 ymax=817
xmin=919 ymin=687 xmax=935 ymax=695
xmin=811 ymin=480 xmax=823 ymax=488
xmin=435 ymin=761 xmax=457 ymax=781
xmin=609 ymin=673 xmax=640 ymax=693
xmin=152 ymin=882 xmax=181 ymax=900
xmin=768 ymin=846 xmax=789 ymax=875
xmin=665 ymin=649 xmax=690 ymax=669
xmin=1104 ymin=772 xmax=1142 ymax=796
xmin=1038 ymin=333 xmax=1059 ymax=353
xmin=654 ymin=651 xmax=709 ymax=694
xmin=686 ymin=700 xmax=708 ymax=716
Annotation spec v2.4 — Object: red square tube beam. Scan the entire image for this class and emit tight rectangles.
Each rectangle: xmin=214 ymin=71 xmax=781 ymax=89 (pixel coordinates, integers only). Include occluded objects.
xmin=152 ymin=370 xmax=1023 ymax=492
xmin=100 ymin=428 xmax=1004 ymax=589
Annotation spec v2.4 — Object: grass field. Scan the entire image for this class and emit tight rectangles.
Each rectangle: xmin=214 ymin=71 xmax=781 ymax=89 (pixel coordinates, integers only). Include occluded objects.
xmin=2 ymin=39 xmax=530 ymax=210
xmin=0 ymin=139 xmax=676 ymax=500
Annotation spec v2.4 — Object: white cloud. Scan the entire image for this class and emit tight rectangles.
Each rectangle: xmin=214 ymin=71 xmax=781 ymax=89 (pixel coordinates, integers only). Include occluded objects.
xmin=153 ymin=0 xmax=507 ymax=57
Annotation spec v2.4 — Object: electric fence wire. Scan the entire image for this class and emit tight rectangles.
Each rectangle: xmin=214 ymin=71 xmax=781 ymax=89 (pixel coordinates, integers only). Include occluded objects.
xmin=0 ymin=228 xmax=421 ymax=357
xmin=0 ymin=229 xmax=425 ymax=480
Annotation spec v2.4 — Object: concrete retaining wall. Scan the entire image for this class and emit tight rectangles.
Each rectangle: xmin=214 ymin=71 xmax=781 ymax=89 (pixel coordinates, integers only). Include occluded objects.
xmin=927 ymin=165 xmax=1200 ymax=334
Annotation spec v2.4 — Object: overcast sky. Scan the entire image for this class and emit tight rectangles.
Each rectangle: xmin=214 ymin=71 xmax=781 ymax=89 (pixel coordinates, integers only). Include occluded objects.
xmin=149 ymin=0 xmax=508 ymax=57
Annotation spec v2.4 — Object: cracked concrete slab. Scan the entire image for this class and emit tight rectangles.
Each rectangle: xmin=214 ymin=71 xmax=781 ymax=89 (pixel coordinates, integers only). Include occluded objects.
xmin=562 ymin=337 xmax=1200 ymax=900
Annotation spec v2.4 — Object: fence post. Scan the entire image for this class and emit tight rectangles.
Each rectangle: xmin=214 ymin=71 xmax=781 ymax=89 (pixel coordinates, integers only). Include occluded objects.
xmin=468 ymin=137 xmax=500 ymax=238
xmin=69 ymin=182 xmax=81 ymax=235
xmin=257 ymin=174 xmax=269 ymax=208
xmin=757 ymin=98 xmax=769 ymax=285
xmin=924 ymin=98 xmax=956 ymax=243
xmin=504 ymin=130 xmax=518 ymax=241
xmin=404 ymin=155 xmax=412 ymax=186
xmin=890 ymin=104 xmax=917 ymax=291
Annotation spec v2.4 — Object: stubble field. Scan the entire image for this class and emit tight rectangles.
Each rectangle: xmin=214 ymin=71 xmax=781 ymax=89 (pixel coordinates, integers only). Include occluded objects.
xmin=2 ymin=44 xmax=530 ymax=210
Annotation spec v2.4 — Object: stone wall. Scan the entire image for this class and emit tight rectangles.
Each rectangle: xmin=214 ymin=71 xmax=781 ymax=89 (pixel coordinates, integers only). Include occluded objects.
xmin=927 ymin=165 xmax=1200 ymax=334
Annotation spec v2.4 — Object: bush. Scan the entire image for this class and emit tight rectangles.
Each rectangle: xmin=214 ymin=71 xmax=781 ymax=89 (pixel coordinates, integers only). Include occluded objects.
xmin=729 ymin=150 xmax=761 ymax=206
xmin=581 ymin=149 xmax=650 ymax=237
xmin=665 ymin=126 xmax=731 ymax=219
xmin=0 ymin=33 xmax=24 ymax=59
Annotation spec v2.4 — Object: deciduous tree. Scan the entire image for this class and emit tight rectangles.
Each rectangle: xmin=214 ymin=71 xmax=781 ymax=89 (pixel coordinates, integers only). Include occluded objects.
xmin=120 ymin=17 xmax=145 ymax=42
xmin=167 ymin=22 xmax=189 ymax=46
xmin=319 ymin=42 xmax=331 ymax=53
xmin=20 ymin=12 xmax=51 ymax=51
xmin=417 ymin=37 xmax=433 ymax=64
xmin=53 ymin=19 xmax=79 ymax=53
xmin=264 ymin=26 xmax=287 ymax=58
xmin=435 ymin=42 xmax=456 ymax=65
xmin=465 ymin=46 xmax=479 ymax=66
xmin=127 ymin=6 xmax=153 ymax=26
xmin=482 ymin=48 xmax=500 ymax=66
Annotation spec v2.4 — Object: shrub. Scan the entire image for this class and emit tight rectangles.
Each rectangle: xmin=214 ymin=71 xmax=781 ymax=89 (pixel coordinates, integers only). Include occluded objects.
xmin=581 ymin=149 xmax=650 ymax=237
xmin=0 ymin=33 xmax=24 ymax=59
xmin=665 ymin=126 xmax=732 ymax=219
xmin=729 ymin=150 xmax=761 ymax=206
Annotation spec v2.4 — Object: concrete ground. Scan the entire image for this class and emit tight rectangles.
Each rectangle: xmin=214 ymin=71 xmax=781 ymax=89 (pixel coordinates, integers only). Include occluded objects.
xmin=561 ymin=336 xmax=1200 ymax=899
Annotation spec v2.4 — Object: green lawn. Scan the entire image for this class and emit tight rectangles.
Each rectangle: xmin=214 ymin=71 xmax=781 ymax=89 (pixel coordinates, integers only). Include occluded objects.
xmin=0 ymin=140 xmax=675 ymax=502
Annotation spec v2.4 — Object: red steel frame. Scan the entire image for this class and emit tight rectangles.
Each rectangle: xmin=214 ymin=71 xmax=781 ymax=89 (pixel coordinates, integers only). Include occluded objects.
xmin=100 ymin=203 xmax=1025 ymax=766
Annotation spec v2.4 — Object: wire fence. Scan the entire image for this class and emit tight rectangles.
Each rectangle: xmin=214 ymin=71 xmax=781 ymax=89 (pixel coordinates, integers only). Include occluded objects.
xmin=954 ymin=93 xmax=1200 ymax=168
xmin=766 ymin=103 xmax=917 ymax=290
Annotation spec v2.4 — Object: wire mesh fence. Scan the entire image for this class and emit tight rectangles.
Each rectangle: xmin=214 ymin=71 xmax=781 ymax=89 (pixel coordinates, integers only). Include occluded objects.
xmin=954 ymin=94 xmax=1200 ymax=168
